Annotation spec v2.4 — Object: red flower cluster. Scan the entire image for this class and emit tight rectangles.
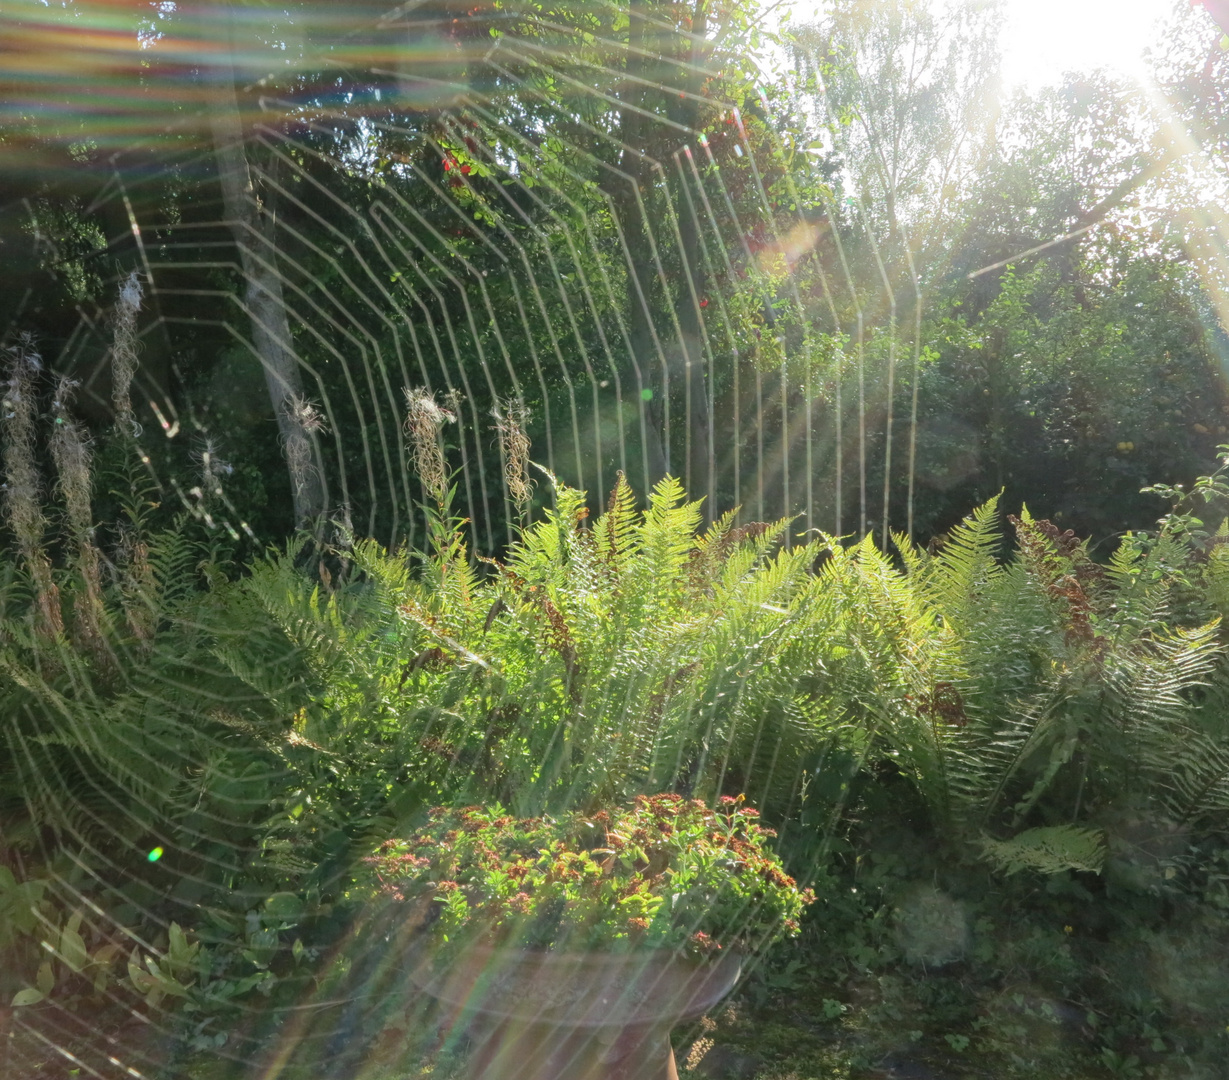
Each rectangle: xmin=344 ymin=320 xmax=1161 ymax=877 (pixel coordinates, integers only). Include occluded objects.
xmin=441 ymin=155 xmax=473 ymax=187
xmin=365 ymin=795 xmax=815 ymax=957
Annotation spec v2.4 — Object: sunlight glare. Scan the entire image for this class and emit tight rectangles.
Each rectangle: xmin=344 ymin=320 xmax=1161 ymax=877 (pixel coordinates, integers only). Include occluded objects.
xmin=1000 ymin=0 xmax=1173 ymax=89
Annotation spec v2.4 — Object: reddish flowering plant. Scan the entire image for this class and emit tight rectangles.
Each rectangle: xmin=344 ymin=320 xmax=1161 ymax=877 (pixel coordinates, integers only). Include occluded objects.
xmin=362 ymin=794 xmax=815 ymax=960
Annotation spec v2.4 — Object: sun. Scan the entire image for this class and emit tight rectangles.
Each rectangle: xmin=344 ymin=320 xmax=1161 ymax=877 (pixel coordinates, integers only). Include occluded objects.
xmin=998 ymin=0 xmax=1173 ymax=89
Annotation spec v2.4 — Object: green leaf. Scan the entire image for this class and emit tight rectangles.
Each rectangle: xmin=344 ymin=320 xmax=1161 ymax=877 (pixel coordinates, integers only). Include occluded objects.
xmin=11 ymin=988 xmax=45 ymax=1007
xmin=263 ymin=892 xmax=305 ymax=925
xmin=128 ymin=948 xmax=153 ymax=992
xmin=93 ymin=943 xmax=121 ymax=967
xmin=36 ymin=960 xmax=54 ymax=994
xmin=168 ymin=922 xmax=197 ymax=965
xmin=60 ymin=926 xmax=88 ymax=973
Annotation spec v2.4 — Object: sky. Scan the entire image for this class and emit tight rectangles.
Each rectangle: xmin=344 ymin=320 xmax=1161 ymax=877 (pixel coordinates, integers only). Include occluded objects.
xmin=998 ymin=0 xmax=1175 ymax=89
xmin=773 ymin=0 xmax=1180 ymax=89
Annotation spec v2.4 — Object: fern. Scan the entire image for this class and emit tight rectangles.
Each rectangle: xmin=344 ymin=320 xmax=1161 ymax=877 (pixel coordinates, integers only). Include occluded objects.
xmin=979 ymin=825 xmax=1107 ymax=876
xmin=596 ymin=470 xmax=639 ymax=571
xmin=921 ymin=493 xmax=1004 ymax=631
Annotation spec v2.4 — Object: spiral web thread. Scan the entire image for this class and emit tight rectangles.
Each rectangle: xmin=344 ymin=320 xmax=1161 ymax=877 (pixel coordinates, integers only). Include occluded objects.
xmin=7 ymin=12 xmax=923 ymax=554
xmin=0 ymin=11 xmax=918 ymax=1065
xmin=6 ymin=2 xmax=1225 ymax=1077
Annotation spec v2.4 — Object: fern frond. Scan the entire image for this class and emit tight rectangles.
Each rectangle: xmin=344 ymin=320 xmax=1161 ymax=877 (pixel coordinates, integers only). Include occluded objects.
xmin=892 ymin=529 xmax=928 ymax=579
xmin=1207 ymin=529 xmax=1229 ymax=620
xmin=979 ymin=825 xmax=1106 ymax=876
xmin=632 ymin=475 xmax=703 ymax=596
xmin=596 ymin=471 xmax=638 ymax=572
xmin=923 ymin=495 xmax=1003 ymax=628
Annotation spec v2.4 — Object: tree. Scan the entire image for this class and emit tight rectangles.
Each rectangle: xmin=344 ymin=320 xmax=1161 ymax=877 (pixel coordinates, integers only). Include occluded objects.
xmin=908 ymin=70 xmax=1229 ymax=538
xmin=787 ymin=0 xmax=1002 ymax=271
xmin=604 ymin=0 xmax=756 ymax=500
xmin=208 ymin=43 xmax=326 ymax=527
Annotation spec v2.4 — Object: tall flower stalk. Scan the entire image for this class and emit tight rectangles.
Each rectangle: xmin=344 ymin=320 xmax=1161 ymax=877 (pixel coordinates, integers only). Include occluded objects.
xmin=111 ymin=271 xmax=142 ymax=437
xmin=285 ymin=393 xmax=327 ymax=524
xmin=49 ymin=377 xmax=108 ymax=661
xmin=106 ymin=277 xmax=158 ymax=643
xmin=404 ymin=387 xmax=454 ymax=513
xmin=1 ymin=338 xmax=62 ymax=640
xmin=494 ymin=398 xmax=533 ymax=519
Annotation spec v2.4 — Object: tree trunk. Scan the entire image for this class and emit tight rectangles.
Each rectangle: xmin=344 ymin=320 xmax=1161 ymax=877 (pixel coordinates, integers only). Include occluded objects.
xmin=671 ymin=0 xmax=712 ymax=512
xmin=208 ymin=49 xmax=325 ymax=529
xmin=614 ymin=0 xmax=670 ymax=492
xmin=613 ymin=0 xmax=720 ymax=499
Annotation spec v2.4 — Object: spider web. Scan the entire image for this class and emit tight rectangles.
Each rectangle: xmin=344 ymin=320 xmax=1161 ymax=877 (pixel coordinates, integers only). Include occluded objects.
xmin=8 ymin=3 xmax=918 ymax=550
xmin=0 ymin=1 xmax=918 ymax=1076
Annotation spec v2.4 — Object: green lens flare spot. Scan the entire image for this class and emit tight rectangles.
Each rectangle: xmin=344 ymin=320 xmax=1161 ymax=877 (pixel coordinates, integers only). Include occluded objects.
xmin=640 ymin=388 xmax=653 ymax=401
xmin=147 ymin=846 xmax=164 ymax=862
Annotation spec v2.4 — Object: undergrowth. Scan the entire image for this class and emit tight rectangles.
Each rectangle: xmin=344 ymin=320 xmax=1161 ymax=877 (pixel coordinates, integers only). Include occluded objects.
xmin=1 ymin=304 xmax=1228 ymax=1078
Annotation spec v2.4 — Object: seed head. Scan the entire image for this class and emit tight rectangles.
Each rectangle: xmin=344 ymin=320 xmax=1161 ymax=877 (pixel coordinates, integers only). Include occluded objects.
xmin=282 ymin=394 xmax=327 ymax=503
xmin=493 ymin=398 xmax=532 ymax=511
xmin=404 ymin=387 xmax=454 ymax=506
xmin=1 ymin=337 xmax=62 ymax=638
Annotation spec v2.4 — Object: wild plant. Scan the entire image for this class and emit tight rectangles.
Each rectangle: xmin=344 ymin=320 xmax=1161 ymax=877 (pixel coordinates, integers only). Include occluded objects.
xmin=48 ymin=376 xmax=109 ymax=663
xmin=493 ymin=397 xmax=533 ymax=516
xmin=2 ymin=338 xmax=1227 ymax=1078
xmin=0 ymin=287 xmax=256 ymax=1026
xmin=208 ymin=446 xmax=1229 ymax=882
xmin=403 ymin=386 xmax=453 ymax=512
xmin=285 ymin=392 xmax=327 ymax=518
xmin=1 ymin=337 xmax=63 ymax=640
xmin=792 ymin=500 xmax=1228 ymax=875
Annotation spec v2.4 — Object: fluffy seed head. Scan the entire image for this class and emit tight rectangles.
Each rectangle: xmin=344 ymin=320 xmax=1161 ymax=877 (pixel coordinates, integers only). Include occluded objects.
xmin=493 ymin=398 xmax=532 ymax=511
xmin=404 ymin=387 xmax=454 ymax=506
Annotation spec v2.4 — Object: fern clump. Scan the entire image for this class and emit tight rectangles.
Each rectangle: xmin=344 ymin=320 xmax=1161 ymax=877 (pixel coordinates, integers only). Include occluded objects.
xmin=212 ymin=469 xmax=822 ymax=827
xmin=203 ymin=464 xmax=1229 ymax=883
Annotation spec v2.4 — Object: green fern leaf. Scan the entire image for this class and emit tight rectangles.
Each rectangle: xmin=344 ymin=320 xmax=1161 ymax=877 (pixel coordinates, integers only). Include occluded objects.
xmin=979 ymin=825 xmax=1106 ymax=876
xmin=924 ymin=495 xmax=1003 ymax=628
